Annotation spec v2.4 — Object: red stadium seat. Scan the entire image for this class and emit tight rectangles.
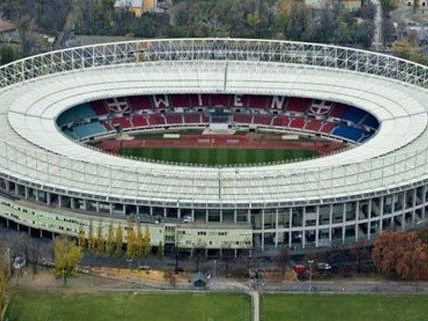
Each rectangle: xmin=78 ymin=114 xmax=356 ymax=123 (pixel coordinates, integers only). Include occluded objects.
xmin=147 ymin=114 xmax=166 ymax=126
xmin=131 ymin=115 xmax=148 ymax=127
xmin=289 ymin=117 xmax=306 ymax=129
xmin=190 ymin=94 xmax=210 ymax=108
xmin=165 ymin=114 xmax=183 ymax=124
xmin=170 ymin=95 xmax=191 ymax=108
xmin=320 ymin=122 xmax=335 ymax=134
xmin=183 ymin=114 xmax=201 ymax=123
xmin=111 ymin=117 xmax=132 ymax=129
xmin=128 ymin=96 xmax=151 ymax=110
xmin=272 ymin=115 xmax=290 ymax=127
xmin=233 ymin=114 xmax=253 ymax=124
xmin=329 ymin=104 xmax=347 ymax=118
xmin=305 ymin=119 xmax=322 ymax=132
xmin=253 ymin=115 xmax=273 ymax=125
xmin=211 ymin=94 xmax=231 ymax=107
xmin=93 ymin=101 xmax=109 ymax=116
xmin=251 ymin=95 xmax=270 ymax=109
xmin=287 ymin=98 xmax=311 ymax=113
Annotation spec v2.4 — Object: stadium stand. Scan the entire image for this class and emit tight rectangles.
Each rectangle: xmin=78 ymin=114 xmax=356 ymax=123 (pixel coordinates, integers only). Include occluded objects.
xmin=56 ymin=103 xmax=96 ymax=126
xmin=128 ymin=96 xmax=151 ymax=110
xmin=131 ymin=115 xmax=149 ymax=127
xmin=58 ymin=94 xmax=379 ymax=144
xmin=332 ymin=125 xmax=365 ymax=141
xmin=111 ymin=117 xmax=132 ymax=129
xmin=71 ymin=122 xmax=106 ymax=139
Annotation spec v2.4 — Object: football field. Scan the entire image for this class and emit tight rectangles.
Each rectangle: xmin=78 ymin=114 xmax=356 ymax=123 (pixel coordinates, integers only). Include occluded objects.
xmin=7 ymin=292 xmax=251 ymax=321
xmin=119 ymin=147 xmax=316 ymax=166
xmin=261 ymin=294 xmax=428 ymax=321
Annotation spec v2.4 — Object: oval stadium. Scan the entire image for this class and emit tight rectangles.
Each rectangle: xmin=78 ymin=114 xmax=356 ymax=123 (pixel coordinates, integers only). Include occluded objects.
xmin=0 ymin=38 xmax=427 ymax=257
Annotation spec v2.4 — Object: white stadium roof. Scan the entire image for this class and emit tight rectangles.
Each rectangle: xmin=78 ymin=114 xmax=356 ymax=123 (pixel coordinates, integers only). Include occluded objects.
xmin=0 ymin=38 xmax=427 ymax=206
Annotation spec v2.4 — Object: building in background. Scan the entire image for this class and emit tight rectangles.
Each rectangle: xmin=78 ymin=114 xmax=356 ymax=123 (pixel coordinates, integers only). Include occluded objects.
xmin=114 ymin=0 xmax=158 ymax=17
xmin=305 ymin=0 xmax=362 ymax=10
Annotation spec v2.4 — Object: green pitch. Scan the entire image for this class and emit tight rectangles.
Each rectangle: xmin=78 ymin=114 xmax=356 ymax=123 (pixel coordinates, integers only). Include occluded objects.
xmin=261 ymin=294 xmax=428 ymax=321
xmin=7 ymin=292 xmax=251 ymax=321
xmin=120 ymin=147 xmax=316 ymax=166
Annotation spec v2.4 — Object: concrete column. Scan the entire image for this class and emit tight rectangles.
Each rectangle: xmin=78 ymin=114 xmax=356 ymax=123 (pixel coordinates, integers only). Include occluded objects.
xmin=367 ymin=199 xmax=372 ymax=240
xmin=206 ymin=209 xmax=209 ymax=223
xmin=5 ymin=180 xmax=10 ymax=192
xmin=233 ymin=209 xmax=237 ymax=223
xmin=302 ymin=208 xmax=306 ymax=249
xmin=275 ymin=209 xmax=279 ymax=249
xmin=163 ymin=207 xmax=167 ymax=218
xmin=109 ymin=203 xmax=113 ymax=215
xmin=177 ymin=208 xmax=181 ymax=219
xmin=288 ymin=209 xmax=292 ymax=248
xmin=58 ymin=194 xmax=62 ymax=208
xmin=47 ymin=193 xmax=51 ymax=206
xmin=24 ymin=186 xmax=29 ymax=199
xmin=412 ymin=188 xmax=417 ymax=224
xmin=379 ymin=196 xmax=384 ymax=232
xmin=219 ymin=210 xmax=223 ymax=223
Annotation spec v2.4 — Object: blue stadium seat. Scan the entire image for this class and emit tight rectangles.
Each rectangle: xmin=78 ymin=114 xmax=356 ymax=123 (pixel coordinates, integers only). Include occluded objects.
xmin=332 ymin=125 xmax=364 ymax=142
xmin=72 ymin=122 xmax=106 ymax=139
xmin=341 ymin=107 xmax=368 ymax=123
xmin=361 ymin=114 xmax=379 ymax=129
xmin=56 ymin=103 xmax=97 ymax=126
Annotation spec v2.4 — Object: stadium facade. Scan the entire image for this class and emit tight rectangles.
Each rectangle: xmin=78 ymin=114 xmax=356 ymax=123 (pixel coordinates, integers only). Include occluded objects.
xmin=0 ymin=38 xmax=427 ymax=256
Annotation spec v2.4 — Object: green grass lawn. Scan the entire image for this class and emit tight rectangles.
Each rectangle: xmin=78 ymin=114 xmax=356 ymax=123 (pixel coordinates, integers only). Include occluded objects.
xmin=261 ymin=294 xmax=428 ymax=321
xmin=7 ymin=292 xmax=251 ymax=321
xmin=120 ymin=147 xmax=316 ymax=166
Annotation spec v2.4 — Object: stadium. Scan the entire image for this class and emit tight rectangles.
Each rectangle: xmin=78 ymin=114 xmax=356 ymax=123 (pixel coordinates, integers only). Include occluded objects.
xmin=0 ymin=38 xmax=427 ymax=256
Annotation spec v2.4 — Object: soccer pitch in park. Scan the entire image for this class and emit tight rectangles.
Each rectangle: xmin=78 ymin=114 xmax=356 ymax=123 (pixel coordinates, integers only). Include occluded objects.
xmin=261 ymin=294 xmax=428 ymax=321
xmin=6 ymin=292 xmax=251 ymax=321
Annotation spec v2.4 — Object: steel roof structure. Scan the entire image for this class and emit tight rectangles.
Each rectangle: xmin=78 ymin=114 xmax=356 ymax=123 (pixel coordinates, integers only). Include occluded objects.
xmin=0 ymin=38 xmax=427 ymax=207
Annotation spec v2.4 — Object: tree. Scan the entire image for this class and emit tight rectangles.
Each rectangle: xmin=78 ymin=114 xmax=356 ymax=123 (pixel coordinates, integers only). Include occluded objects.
xmin=78 ymin=225 xmax=85 ymax=249
xmin=141 ymin=228 xmax=151 ymax=259
xmin=114 ymin=225 xmax=124 ymax=257
xmin=393 ymin=39 xmax=428 ymax=65
xmin=106 ymin=224 xmax=115 ymax=256
xmin=157 ymin=242 xmax=164 ymax=261
xmin=372 ymin=231 xmax=428 ymax=280
xmin=351 ymin=240 xmax=370 ymax=274
xmin=53 ymin=236 xmax=83 ymax=286
xmin=0 ymin=246 xmax=11 ymax=318
xmin=135 ymin=224 xmax=144 ymax=259
xmin=126 ymin=222 xmax=137 ymax=259
xmin=87 ymin=220 xmax=95 ymax=253
xmin=95 ymin=222 xmax=105 ymax=254
xmin=0 ymin=45 xmax=20 ymax=65
xmin=275 ymin=247 xmax=291 ymax=276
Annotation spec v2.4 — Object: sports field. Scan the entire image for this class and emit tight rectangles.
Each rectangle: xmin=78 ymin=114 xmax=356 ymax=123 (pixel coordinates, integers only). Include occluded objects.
xmin=119 ymin=147 xmax=316 ymax=166
xmin=6 ymin=292 xmax=251 ymax=321
xmin=261 ymin=294 xmax=428 ymax=321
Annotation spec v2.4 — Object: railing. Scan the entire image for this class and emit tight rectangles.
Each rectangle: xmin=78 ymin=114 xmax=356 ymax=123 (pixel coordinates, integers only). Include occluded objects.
xmin=0 ymin=139 xmax=427 ymax=201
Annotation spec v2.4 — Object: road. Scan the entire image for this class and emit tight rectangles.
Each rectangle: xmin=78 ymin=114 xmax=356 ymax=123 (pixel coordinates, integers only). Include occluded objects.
xmin=372 ymin=0 xmax=383 ymax=49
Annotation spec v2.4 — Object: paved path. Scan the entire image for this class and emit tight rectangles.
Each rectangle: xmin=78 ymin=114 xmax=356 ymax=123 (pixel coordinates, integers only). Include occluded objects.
xmin=249 ymin=291 xmax=260 ymax=321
